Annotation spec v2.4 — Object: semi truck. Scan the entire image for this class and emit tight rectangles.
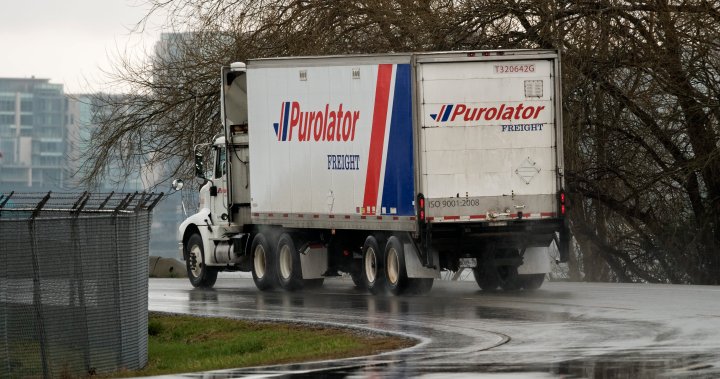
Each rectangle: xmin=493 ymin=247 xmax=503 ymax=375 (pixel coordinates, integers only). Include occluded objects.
xmin=173 ymin=49 xmax=570 ymax=295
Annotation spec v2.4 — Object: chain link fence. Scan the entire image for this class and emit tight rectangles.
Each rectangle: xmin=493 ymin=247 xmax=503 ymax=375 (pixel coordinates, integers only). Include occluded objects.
xmin=0 ymin=191 xmax=162 ymax=378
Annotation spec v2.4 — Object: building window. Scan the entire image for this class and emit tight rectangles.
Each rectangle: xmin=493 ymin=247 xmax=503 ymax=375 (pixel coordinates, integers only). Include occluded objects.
xmin=21 ymin=99 xmax=32 ymax=112
xmin=0 ymin=114 xmax=14 ymax=125
xmin=0 ymin=99 xmax=14 ymax=112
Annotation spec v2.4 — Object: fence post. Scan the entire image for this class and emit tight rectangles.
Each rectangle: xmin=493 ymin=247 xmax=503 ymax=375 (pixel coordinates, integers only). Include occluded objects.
xmin=0 ymin=191 xmax=13 ymax=376
xmin=0 ymin=191 xmax=14 ymax=218
xmin=70 ymin=192 xmax=92 ymax=373
xmin=146 ymin=193 xmax=164 ymax=212
xmin=98 ymin=191 xmax=115 ymax=210
xmin=29 ymin=192 xmax=52 ymax=379
xmin=111 ymin=193 xmax=133 ymax=366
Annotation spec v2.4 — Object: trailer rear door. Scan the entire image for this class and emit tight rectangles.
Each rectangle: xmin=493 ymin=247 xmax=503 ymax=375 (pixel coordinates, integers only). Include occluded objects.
xmin=416 ymin=52 xmax=561 ymax=222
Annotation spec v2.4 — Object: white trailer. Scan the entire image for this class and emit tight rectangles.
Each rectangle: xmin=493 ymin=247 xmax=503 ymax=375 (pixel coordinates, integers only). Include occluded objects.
xmin=174 ymin=50 xmax=569 ymax=294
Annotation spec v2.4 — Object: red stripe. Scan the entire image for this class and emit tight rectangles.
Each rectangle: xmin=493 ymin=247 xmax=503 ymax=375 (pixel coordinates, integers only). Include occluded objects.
xmin=278 ymin=102 xmax=285 ymax=141
xmin=362 ymin=64 xmax=393 ymax=215
xmin=252 ymin=213 xmax=422 ymax=221
xmin=427 ymin=217 xmax=435 ymax=221
xmin=540 ymin=212 xmax=556 ymax=217
xmin=444 ymin=215 xmax=460 ymax=220
xmin=469 ymin=214 xmax=486 ymax=219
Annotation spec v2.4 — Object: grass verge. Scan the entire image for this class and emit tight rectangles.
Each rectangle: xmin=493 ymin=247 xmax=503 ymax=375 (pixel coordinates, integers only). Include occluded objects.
xmin=112 ymin=313 xmax=414 ymax=377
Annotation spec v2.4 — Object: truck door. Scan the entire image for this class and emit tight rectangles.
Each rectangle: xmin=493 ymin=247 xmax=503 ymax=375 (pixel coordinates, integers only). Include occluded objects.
xmin=229 ymin=135 xmax=251 ymax=225
xmin=416 ymin=54 xmax=560 ymax=221
xmin=210 ymin=145 xmax=229 ymax=225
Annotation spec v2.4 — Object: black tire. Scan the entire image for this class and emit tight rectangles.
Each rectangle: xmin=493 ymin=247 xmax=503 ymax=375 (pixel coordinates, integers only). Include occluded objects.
xmin=276 ymin=233 xmax=304 ymax=291
xmin=185 ymin=233 xmax=218 ymax=288
xmin=385 ymin=236 xmax=410 ymax=295
xmin=350 ymin=268 xmax=366 ymax=289
xmin=498 ymin=265 xmax=521 ymax=291
xmin=250 ymin=233 xmax=277 ymax=291
xmin=473 ymin=266 xmax=499 ymax=291
xmin=362 ymin=235 xmax=386 ymax=294
xmin=519 ymin=273 xmax=545 ymax=290
xmin=407 ymin=278 xmax=434 ymax=295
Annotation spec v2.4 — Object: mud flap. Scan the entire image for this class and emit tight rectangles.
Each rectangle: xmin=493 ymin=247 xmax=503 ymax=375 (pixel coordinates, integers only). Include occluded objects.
xmin=517 ymin=247 xmax=551 ymax=275
xmin=403 ymin=243 xmax=440 ymax=279
xmin=560 ymin=225 xmax=571 ymax=262
xmin=558 ymin=225 xmax=570 ymax=263
xmin=299 ymin=245 xmax=328 ymax=279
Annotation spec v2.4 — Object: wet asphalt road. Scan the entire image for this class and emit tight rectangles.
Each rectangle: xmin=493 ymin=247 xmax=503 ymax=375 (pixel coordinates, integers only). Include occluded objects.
xmin=148 ymin=277 xmax=720 ymax=378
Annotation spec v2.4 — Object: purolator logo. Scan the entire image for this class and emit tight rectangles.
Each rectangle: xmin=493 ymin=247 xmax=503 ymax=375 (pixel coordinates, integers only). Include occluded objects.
xmin=273 ymin=101 xmax=360 ymax=142
xmin=431 ymin=103 xmax=546 ymax=122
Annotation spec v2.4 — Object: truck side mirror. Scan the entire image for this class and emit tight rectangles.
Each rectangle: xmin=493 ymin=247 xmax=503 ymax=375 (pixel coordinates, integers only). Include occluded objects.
xmin=171 ymin=179 xmax=184 ymax=191
xmin=194 ymin=148 xmax=205 ymax=179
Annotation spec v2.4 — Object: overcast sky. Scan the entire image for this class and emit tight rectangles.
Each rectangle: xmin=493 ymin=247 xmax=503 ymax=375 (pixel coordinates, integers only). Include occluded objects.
xmin=0 ymin=0 xmax=166 ymax=93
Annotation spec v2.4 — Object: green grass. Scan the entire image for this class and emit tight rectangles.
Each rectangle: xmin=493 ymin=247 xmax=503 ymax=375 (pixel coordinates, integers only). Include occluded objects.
xmin=112 ymin=313 xmax=413 ymax=377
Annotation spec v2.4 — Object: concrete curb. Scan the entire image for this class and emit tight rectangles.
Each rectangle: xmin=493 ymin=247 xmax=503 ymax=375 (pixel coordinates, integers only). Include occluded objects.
xmin=149 ymin=256 xmax=187 ymax=278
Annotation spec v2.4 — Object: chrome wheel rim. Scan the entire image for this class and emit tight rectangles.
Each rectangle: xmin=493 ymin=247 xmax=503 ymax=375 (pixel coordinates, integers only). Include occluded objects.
xmin=254 ymin=245 xmax=266 ymax=279
xmin=364 ymin=247 xmax=377 ymax=283
xmin=279 ymin=244 xmax=292 ymax=280
xmin=387 ymin=247 xmax=399 ymax=285
xmin=189 ymin=244 xmax=202 ymax=277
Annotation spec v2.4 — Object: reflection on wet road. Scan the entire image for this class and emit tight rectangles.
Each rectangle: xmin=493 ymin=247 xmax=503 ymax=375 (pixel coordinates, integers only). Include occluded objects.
xmin=149 ymin=277 xmax=720 ymax=378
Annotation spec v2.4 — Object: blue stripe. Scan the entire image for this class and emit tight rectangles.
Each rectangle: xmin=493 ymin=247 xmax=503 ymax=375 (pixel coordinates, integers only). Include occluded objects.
xmin=381 ymin=64 xmax=414 ymax=216
xmin=441 ymin=104 xmax=454 ymax=122
xmin=282 ymin=101 xmax=290 ymax=141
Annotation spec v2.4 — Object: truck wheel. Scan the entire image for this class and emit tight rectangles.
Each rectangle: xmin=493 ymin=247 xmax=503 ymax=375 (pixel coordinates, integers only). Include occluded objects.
xmin=362 ymin=235 xmax=386 ymax=294
xmin=519 ymin=274 xmax=545 ymax=290
xmin=385 ymin=236 xmax=409 ymax=295
xmin=350 ymin=269 xmax=366 ymax=290
xmin=251 ymin=233 xmax=276 ymax=291
xmin=185 ymin=233 xmax=218 ymax=288
xmin=277 ymin=233 xmax=304 ymax=291
xmin=498 ymin=265 xmax=521 ymax=291
xmin=472 ymin=266 xmax=499 ymax=291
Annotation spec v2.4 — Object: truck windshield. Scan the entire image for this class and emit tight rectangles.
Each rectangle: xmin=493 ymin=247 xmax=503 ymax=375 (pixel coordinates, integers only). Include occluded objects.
xmin=223 ymin=70 xmax=248 ymax=128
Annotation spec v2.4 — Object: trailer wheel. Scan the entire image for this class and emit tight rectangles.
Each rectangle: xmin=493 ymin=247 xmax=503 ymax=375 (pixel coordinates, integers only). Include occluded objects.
xmin=519 ymin=274 xmax=545 ymax=290
xmin=472 ymin=266 xmax=499 ymax=291
xmin=385 ymin=236 xmax=409 ymax=295
xmin=362 ymin=235 xmax=386 ymax=294
xmin=277 ymin=233 xmax=304 ymax=291
xmin=350 ymin=269 xmax=366 ymax=290
xmin=498 ymin=265 xmax=521 ymax=291
xmin=185 ymin=233 xmax=218 ymax=288
xmin=250 ymin=233 xmax=276 ymax=291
